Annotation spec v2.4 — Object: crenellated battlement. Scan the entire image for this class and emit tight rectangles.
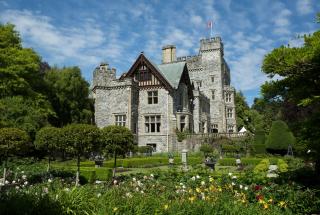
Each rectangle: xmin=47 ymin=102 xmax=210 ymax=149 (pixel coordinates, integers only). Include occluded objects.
xmin=200 ymin=37 xmax=223 ymax=53
xmin=200 ymin=36 xmax=221 ymax=43
xmin=176 ymin=55 xmax=198 ymax=61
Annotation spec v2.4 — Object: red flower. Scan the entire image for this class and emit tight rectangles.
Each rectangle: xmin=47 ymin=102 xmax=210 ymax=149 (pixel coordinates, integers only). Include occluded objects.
xmin=255 ymin=185 xmax=262 ymax=191
xmin=256 ymin=194 xmax=264 ymax=201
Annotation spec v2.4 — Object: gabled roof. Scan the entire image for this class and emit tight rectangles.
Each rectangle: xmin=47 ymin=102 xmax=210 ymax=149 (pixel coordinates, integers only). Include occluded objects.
xmin=157 ymin=62 xmax=186 ymax=89
xmin=122 ymin=53 xmax=189 ymax=90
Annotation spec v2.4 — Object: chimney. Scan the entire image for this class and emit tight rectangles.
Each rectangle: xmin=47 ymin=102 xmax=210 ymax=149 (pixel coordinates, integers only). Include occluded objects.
xmin=162 ymin=45 xmax=176 ymax=63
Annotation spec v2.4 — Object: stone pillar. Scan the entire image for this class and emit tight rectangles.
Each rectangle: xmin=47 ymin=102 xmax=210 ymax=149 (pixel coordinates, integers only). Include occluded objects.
xmin=162 ymin=45 xmax=176 ymax=63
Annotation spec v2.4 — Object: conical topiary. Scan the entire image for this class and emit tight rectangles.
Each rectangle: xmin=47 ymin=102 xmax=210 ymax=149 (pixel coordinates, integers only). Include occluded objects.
xmin=266 ymin=120 xmax=295 ymax=153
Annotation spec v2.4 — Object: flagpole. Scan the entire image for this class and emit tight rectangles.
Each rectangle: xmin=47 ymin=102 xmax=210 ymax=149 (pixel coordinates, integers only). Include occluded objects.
xmin=210 ymin=23 xmax=212 ymax=38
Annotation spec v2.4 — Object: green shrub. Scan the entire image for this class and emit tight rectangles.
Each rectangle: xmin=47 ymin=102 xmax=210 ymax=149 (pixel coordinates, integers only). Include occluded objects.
xmin=251 ymin=144 xmax=266 ymax=154
xmin=277 ymin=159 xmax=288 ymax=173
xmin=221 ymin=144 xmax=240 ymax=152
xmin=88 ymin=171 xmax=97 ymax=184
xmin=266 ymin=120 xmax=295 ymax=153
xmin=254 ymin=129 xmax=265 ymax=145
xmin=199 ymin=144 xmax=214 ymax=156
xmin=253 ymin=159 xmax=270 ymax=174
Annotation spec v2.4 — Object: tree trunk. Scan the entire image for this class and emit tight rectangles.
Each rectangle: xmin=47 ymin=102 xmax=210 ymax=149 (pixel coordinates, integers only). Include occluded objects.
xmin=47 ymin=154 xmax=51 ymax=172
xmin=113 ymin=150 xmax=117 ymax=178
xmin=3 ymin=156 xmax=7 ymax=183
xmin=76 ymin=154 xmax=80 ymax=186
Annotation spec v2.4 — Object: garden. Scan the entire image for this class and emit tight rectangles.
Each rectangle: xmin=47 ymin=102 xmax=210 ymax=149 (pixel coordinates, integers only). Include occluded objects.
xmin=1 ymin=123 xmax=320 ymax=215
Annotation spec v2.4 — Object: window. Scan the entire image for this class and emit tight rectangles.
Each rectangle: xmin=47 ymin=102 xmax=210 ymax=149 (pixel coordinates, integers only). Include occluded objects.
xmin=211 ymin=90 xmax=215 ymax=100
xmin=115 ymin=115 xmax=126 ymax=126
xmin=197 ymin=80 xmax=202 ymax=88
xmin=211 ymin=124 xmax=218 ymax=133
xmin=145 ymin=115 xmax=161 ymax=133
xmin=225 ymin=93 xmax=232 ymax=102
xmin=136 ymin=65 xmax=151 ymax=81
xmin=180 ymin=116 xmax=185 ymax=131
xmin=227 ymin=124 xmax=234 ymax=133
xmin=211 ymin=76 xmax=215 ymax=82
xmin=148 ymin=91 xmax=158 ymax=104
xmin=227 ymin=108 xmax=233 ymax=118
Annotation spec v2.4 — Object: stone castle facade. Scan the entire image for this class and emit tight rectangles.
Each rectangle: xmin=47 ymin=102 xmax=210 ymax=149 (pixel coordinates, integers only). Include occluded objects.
xmin=92 ymin=37 xmax=236 ymax=152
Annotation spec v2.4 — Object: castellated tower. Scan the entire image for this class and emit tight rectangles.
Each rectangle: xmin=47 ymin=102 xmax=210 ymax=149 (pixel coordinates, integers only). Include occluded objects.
xmin=177 ymin=37 xmax=237 ymax=133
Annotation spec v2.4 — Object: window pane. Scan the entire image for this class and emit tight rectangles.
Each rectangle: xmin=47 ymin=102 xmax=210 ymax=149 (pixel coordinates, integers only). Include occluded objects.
xmin=153 ymin=97 xmax=158 ymax=104
xmin=148 ymin=98 xmax=152 ymax=104
xmin=151 ymin=116 xmax=155 ymax=122
xmin=153 ymin=91 xmax=158 ymax=96
xmin=151 ymin=123 xmax=155 ymax=132
xmin=157 ymin=123 xmax=161 ymax=132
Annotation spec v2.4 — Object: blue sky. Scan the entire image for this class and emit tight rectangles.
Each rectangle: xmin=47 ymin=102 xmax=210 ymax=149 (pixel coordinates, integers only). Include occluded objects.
xmin=0 ymin=0 xmax=319 ymax=105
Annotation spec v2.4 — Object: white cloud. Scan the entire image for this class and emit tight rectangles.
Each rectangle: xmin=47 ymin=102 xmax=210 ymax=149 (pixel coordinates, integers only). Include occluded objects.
xmin=190 ymin=15 xmax=203 ymax=26
xmin=272 ymin=8 xmax=292 ymax=35
xmin=0 ymin=9 xmax=107 ymax=65
xmin=296 ymin=0 xmax=313 ymax=15
xmin=229 ymin=48 xmax=268 ymax=91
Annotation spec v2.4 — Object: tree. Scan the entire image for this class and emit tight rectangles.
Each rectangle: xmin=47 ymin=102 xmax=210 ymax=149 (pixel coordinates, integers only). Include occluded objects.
xmin=62 ymin=124 xmax=100 ymax=185
xmin=261 ymin=16 xmax=320 ymax=172
xmin=44 ymin=67 xmax=94 ymax=127
xmin=0 ymin=128 xmax=29 ymax=182
xmin=101 ymin=125 xmax=134 ymax=177
xmin=34 ymin=126 xmax=61 ymax=172
xmin=235 ymin=91 xmax=264 ymax=132
xmin=0 ymin=96 xmax=54 ymax=139
xmin=0 ymin=23 xmax=54 ymax=137
xmin=266 ymin=120 xmax=295 ymax=154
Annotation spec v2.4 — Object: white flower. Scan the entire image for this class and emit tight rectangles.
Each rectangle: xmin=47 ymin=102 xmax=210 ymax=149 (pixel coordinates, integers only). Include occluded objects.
xmin=97 ymin=193 xmax=101 ymax=197
xmin=113 ymin=180 xmax=118 ymax=185
xmin=43 ymin=187 xmax=49 ymax=193
xmin=15 ymin=186 xmax=19 ymax=190
xmin=48 ymin=179 xmax=52 ymax=183
xmin=231 ymin=182 xmax=235 ymax=186
xmin=0 ymin=182 xmax=4 ymax=186
xmin=135 ymin=187 xmax=139 ymax=192
xmin=24 ymin=181 xmax=28 ymax=185
xmin=232 ymin=176 xmax=237 ymax=179
xmin=244 ymin=186 xmax=248 ymax=190
xmin=228 ymin=173 xmax=232 ymax=176
xmin=239 ymin=185 xmax=243 ymax=189
xmin=5 ymin=180 xmax=9 ymax=184
xmin=125 ymin=192 xmax=132 ymax=198
xmin=196 ymin=175 xmax=200 ymax=179
xmin=22 ymin=175 xmax=27 ymax=180
xmin=191 ymin=176 xmax=196 ymax=181
xmin=182 ymin=185 xmax=186 ymax=189
xmin=95 ymin=180 xmax=102 ymax=184
xmin=64 ymin=188 xmax=70 ymax=192
xmin=201 ymin=181 xmax=205 ymax=185
xmin=180 ymin=183 xmax=184 ymax=186
xmin=21 ymin=171 xmax=24 ymax=174
xmin=143 ymin=175 xmax=148 ymax=180
xmin=150 ymin=174 xmax=154 ymax=178
xmin=137 ymin=181 xmax=143 ymax=187
xmin=140 ymin=190 xmax=144 ymax=194
xmin=12 ymin=180 xmax=16 ymax=184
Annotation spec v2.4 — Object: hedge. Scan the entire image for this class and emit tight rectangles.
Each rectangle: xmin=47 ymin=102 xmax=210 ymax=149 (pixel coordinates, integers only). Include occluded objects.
xmin=251 ymin=144 xmax=266 ymax=154
xmin=218 ymin=157 xmax=278 ymax=166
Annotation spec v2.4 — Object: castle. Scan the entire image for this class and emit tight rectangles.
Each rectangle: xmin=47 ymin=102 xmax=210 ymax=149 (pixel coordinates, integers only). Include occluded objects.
xmin=92 ymin=37 xmax=237 ymax=152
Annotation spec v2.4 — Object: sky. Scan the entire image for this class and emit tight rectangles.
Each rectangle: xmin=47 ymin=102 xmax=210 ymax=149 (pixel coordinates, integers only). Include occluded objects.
xmin=0 ymin=0 xmax=319 ymax=106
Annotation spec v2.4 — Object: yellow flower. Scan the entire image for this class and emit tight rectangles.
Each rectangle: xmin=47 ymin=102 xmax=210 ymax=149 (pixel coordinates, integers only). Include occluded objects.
xmin=113 ymin=207 xmax=118 ymax=212
xmin=263 ymin=203 xmax=268 ymax=209
xmin=268 ymin=198 xmax=273 ymax=203
xmin=209 ymin=177 xmax=214 ymax=182
xmin=278 ymin=201 xmax=286 ymax=208
xmin=188 ymin=189 xmax=193 ymax=193
xmin=164 ymin=204 xmax=169 ymax=210
xmin=196 ymin=187 xmax=201 ymax=193
xmin=258 ymin=199 xmax=265 ymax=204
xmin=189 ymin=196 xmax=196 ymax=202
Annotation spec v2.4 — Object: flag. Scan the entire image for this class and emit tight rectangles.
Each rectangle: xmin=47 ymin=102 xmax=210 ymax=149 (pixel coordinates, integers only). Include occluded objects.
xmin=207 ymin=21 xmax=212 ymax=29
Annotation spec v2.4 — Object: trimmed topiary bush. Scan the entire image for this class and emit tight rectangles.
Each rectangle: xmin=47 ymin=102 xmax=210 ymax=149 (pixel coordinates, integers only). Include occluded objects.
xmin=266 ymin=120 xmax=295 ymax=154
xmin=253 ymin=159 xmax=270 ymax=174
